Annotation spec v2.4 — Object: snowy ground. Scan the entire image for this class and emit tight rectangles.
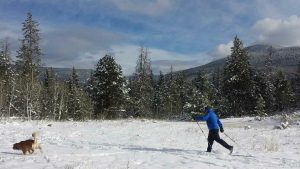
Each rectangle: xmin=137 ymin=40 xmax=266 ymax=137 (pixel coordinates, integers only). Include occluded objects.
xmin=1 ymin=114 xmax=300 ymax=169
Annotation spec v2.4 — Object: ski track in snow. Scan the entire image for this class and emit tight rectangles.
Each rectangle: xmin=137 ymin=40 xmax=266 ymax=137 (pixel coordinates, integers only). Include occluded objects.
xmin=0 ymin=116 xmax=300 ymax=169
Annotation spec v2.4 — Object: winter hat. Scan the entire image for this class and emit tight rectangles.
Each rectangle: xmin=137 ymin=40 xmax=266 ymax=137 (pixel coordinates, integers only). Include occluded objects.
xmin=204 ymin=105 xmax=211 ymax=111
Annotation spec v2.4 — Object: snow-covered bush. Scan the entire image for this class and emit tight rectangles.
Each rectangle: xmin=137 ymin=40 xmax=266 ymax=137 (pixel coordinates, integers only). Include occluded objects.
xmin=244 ymin=125 xmax=251 ymax=130
xmin=264 ymin=137 xmax=279 ymax=152
xmin=254 ymin=116 xmax=265 ymax=121
xmin=251 ymin=135 xmax=279 ymax=152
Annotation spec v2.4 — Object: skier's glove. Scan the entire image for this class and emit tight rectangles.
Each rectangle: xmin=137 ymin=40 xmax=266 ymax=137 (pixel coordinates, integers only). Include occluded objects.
xmin=220 ymin=128 xmax=224 ymax=133
xmin=191 ymin=114 xmax=197 ymax=121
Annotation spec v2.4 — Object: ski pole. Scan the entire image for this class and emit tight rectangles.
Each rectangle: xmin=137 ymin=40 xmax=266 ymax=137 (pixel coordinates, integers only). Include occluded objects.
xmin=196 ymin=121 xmax=206 ymax=137
xmin=196 ymin=121 xmax=212 ymax=148
xmin=223 ymin=132 xmax=252 ymax=156
xmin=188 ymin=112 xmax=212 ymax=148
xmin=223 ymin=132 xmax=239 ymax=145
xmin=190 ymin=113 xmax=206 ymax=138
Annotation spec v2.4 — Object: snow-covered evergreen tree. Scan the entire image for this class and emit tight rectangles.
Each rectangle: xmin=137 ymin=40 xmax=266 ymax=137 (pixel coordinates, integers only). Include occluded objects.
xmin=56 ymin=82 xmax=68 ymax=121
xmin=66 ymin=67 xmax=92 ymax=120
xmin=130 ymin=47 xmax=154 ymax=117
xmin=254 ymin=94 xmax=266 ymax=117
xmin=152 ymin=71 xmax=164 ymax=118
xmin=222 ymin=36 xmax=255 ymax=116
xmin=163 ymin=66 xmax=177 ymax=116
xmin=40 ymin=68 xmax=62 ymax=120
xmin=174 ymin=73 xmax=191 ymax=116
xmin=160 ymin=67 xmax=191 ymax=118
xmin=190 ymin=71 xmax=212 ymax=112
xmin=251 ymin=72 xmax=270 ymax=116
xmin=0 ymin=38 xmax=15 ymax=118
xmin=15 ymin=12 xmax=42 ymax=120
xmin=261 ymin=47 xmax=276 ymax=112
xmin=92 ymin=54 xmax=126 ymax=119
xmin=294 ymin=61 xmax=300 ymax=108
xmin=16 ymin=12 xmax=42 ymax=76
xmin=274 ymin=71 xmax=294 ymax=111
xmin=212 ymin=67 xmax=222 ymax=92
xmin=211 ymin=67 xmax=227 ymax=116
xmin=86 ymin=71 xmax=96 ymax=99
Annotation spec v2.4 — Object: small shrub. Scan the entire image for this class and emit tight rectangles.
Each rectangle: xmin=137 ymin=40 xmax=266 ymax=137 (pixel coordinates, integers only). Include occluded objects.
xmin=264 ymin=137 xmax=279 ymax=152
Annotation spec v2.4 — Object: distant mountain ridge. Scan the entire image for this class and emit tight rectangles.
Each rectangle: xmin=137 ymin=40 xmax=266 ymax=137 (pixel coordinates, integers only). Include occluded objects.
xmin=39 ymin=67 xmax=92 ymax=82
xmin=179 ymin=44 xmax=300 ymax=79
xmin=38 ymin=44 xmax=300 ymax=82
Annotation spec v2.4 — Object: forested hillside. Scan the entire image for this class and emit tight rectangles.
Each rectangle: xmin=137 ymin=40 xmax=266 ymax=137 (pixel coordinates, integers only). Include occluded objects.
xmin=180 ymin=44 xmax=300 ymax=79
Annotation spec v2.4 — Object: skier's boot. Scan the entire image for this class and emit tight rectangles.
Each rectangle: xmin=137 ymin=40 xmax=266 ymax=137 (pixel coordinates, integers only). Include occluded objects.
xmin=229 ymin=146 xmax=233 ymax=155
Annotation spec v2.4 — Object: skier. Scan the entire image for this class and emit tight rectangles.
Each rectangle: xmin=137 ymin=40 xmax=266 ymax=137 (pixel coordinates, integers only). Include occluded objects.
xmin=192 ymin=106 xmax=233 ymax=154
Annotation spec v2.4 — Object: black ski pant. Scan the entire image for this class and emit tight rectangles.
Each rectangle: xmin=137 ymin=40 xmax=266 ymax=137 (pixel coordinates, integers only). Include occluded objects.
xmin=207 ymin=129 xmax=232 ymax=152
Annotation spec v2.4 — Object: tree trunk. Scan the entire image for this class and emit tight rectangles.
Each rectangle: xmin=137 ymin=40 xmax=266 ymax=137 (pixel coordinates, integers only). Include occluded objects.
xmin=58 ymin=92 xmax=64 ymax=120
xmin=26 ymin=82 xmax=30 ymax=121
xmin=8 ymin=83 xmax=15 ymax=118
xmin=0 ymin=82 xmax=3 ymax=117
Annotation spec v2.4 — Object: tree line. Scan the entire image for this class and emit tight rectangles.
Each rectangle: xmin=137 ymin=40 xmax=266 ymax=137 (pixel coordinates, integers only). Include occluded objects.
xmin=0 ymin=13 xmax=299 ymax=120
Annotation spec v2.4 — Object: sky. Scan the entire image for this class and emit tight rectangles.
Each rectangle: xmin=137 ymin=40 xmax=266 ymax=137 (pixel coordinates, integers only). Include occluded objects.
xmin=1 ymin=0 xmax=300 ymax=75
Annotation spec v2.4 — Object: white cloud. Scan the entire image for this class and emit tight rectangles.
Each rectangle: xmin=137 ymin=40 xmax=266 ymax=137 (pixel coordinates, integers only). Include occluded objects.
xmin=0 ymin=20 xmax=211 ymax=75
xmin=0 ymin=21 xmax=21 ymax=57
xmin=114 ymin=44 xmax=212 ymax=75
xmin=40 ymin=24 xmax=124 ymax=68
xmin=0 ymin=23 xmax=19 ymax=40
xmin=210 ymin=41 xmax=233 ymax=59
xmin=253 ymin=0 xmax=300 ymax=19
xmin=253 ymin=15 xmax=300 ymax=46
xmin=70 ymin=44 xmax=211 ymax=75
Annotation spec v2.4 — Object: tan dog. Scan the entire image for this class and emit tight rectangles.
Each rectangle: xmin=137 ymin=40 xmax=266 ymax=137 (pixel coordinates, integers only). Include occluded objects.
xmin=13 ymin=132 xmax=42 ymax=155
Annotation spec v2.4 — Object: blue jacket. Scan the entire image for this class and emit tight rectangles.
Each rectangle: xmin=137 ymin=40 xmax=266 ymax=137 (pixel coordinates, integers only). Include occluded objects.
xmin=194 ymin=109 xmax=223 ymax=131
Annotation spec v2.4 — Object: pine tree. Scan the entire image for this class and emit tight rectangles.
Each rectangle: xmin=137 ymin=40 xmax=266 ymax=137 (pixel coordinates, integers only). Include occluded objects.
xmin=16 ymin=12 xmax=41 ymax=76
xmin=40 ymin=68 xmax=59 ymax=119
xmin=212 ymin=67 xmax=222 ymax=92
xmin=274 ymin=71 xmax=294 ymax=111
xmin=66 ymin=68 xmax=80 ymax=120
xmin=254 ymin=94 xmax=266 ymax=116
xmin=163 ymin=66 xmax=176 ymax=116
xmin=0 ymin=40 xmax=12 ymax=79
xmin=222 ymin=36 xmax=254 ymax=116
xmin=210 ymin=67 xmax=228 ymax=116
xmin=252 ymin=72 xmax=269 ymax=115
xmin=92 ymin=54 xmax=126 ymax=119
xmin=262 ymin=47 xmax=276 ymax=112
xmin=56 ymin=82 xmax=68 ymax=120
xmin=174 ymin=72 xmax=191 ymax=117
xmin=161 ymin=67 xmax=191 ymax=118
xmin=65 ymin=67 xmax=92 ymax=120
xmin=153 ymin=71 xmax=165 ymax=118
xmin=294 ymin=61 xmax=300 ymax=108
xmin=86 ymin=71 xmax=96 ymax=99
xmin=15 ymin=12 xmax=42 ymax=120
xmin=191 ymin=71 xmax=212 ymax=112
xmin=130 ymin=47 xmax=154 ymax=117
xmin=0 ymin=38 xmax=15 ymax=118
xmin=69 ymin=67 xmax=79 ymax=88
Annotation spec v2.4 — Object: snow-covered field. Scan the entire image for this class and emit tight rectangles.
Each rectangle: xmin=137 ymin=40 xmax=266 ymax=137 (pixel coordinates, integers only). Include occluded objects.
xmin=1 ymin=114 xmax=300 ymax=169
